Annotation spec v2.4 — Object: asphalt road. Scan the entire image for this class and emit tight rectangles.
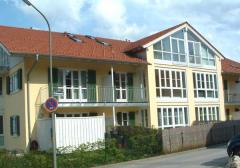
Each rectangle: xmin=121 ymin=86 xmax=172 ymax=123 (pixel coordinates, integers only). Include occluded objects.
xmin=102 ymin=144 xmax=228 ymax=168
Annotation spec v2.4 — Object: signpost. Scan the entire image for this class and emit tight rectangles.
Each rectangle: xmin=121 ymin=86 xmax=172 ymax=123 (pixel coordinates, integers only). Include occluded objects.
xmin=44 ymin=97 xmax=58 ymax=168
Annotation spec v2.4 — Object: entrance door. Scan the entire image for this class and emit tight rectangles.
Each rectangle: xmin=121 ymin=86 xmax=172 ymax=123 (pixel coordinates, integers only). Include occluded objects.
xmin=115 ymin=73 xmax=127 ymax=102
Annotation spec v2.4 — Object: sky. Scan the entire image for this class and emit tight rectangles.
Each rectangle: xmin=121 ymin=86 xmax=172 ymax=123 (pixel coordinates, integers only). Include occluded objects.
xmin=1 ymin=0 xmax=240 ymax=62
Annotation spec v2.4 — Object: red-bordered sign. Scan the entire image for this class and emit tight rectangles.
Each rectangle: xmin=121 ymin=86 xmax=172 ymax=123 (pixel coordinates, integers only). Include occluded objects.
xmin=44 ymin=97 xmax=58 ymax=113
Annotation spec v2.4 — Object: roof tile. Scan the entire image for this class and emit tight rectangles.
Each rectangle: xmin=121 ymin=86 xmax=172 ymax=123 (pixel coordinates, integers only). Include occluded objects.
xmin=222 ymin=58 xmax=240 ymax=74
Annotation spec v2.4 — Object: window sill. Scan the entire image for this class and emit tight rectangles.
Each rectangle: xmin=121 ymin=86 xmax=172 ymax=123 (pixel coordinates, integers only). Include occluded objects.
xmin=154 ymin=60 xmax=187 ymax=67
xmin=157 ymin=98 xmax=188 ymax=103
xmin=195 ymin=98 xmax=219 ymax=103
xmin=11 ymin=135 xmax=20 ymax=138
xmin=9 ymin=89 xmax=21 ymax=96
xmin=189 ymin=64 xmax=216 ymax=70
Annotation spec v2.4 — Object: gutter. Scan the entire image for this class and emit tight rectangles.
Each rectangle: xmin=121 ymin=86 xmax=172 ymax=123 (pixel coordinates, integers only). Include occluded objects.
xmin=26 ymin=54 xmax=39 ymax=150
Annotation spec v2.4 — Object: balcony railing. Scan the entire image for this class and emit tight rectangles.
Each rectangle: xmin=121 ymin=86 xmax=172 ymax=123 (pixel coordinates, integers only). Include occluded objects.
xmin=39 ymin=85 xmax=148 ymax=106
xmin=224 ymin=91 xmax=240 ymax=104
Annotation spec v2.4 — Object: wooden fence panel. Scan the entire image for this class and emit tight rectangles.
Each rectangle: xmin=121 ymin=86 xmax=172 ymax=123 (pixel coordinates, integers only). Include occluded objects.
xmin=162 ymin=121 xmax=240 ymax=153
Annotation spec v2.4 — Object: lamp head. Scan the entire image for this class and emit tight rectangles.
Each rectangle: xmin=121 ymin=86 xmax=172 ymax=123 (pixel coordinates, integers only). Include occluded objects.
xmin=22 ymin=0 xmax=32 ymax=6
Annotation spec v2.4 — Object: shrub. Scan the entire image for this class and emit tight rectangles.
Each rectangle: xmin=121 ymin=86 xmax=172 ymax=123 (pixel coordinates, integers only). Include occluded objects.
xmin=112 ymin=126 xmax=162 ymax=157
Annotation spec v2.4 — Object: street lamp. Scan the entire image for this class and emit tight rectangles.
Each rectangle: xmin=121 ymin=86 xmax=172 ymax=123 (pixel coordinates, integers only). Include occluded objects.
xmin=22 ymin=0 xmax=53 ymax=96
xmin=22 ymin=1 xmax=56 ymax=168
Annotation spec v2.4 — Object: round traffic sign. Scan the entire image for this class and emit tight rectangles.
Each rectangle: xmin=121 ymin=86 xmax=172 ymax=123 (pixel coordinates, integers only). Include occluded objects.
xmin=44 ymin=97 xmax=58 ymax=112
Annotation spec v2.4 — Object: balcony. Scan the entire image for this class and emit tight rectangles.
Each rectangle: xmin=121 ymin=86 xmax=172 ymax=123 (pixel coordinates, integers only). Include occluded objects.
xmin=224 ymin=91 xmax=240 ymax=104
xmin=38 ymin=86 xmax=148 ymax=107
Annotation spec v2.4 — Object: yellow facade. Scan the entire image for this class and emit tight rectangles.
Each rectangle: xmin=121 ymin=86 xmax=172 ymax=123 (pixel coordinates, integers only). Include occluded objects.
xmin=146 ymin=44 xmax=225 ymax=128
xmin=0 ymin=56 xmax=149 ymax=151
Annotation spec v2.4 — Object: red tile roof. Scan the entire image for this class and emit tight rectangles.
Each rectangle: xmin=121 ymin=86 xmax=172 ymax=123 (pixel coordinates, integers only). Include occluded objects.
xmin=0 ymin=25 xmax=146 ymax=64
xmin=0 ymin=22 xmax=224 ymax=64
xmin=222 ymin=58 xmax=240 ymax=74
xmin=125 ymin=22 xmax=186 ymax=52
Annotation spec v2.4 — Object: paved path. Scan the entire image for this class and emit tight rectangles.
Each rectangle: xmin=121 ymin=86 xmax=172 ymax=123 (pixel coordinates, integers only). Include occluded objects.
xmin=101 ymin=144 xmax=228 ymax=168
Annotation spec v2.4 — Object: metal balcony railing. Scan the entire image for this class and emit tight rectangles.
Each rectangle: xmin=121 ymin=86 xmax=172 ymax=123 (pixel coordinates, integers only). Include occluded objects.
xmin=224 ymin=91 xmax=240 ymax=104
xmin=38 ymin=85 xmax=148 ymax=105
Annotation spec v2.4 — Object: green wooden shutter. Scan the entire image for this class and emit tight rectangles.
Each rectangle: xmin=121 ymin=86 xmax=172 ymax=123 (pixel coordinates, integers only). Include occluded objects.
xmin=48 ymin=68 xmax=58 ymax=85
xmin=10 ymin=117 xmax=13 ymax=136
xmin=48 ymin=68 xmax=58 ymax=96
xmin=0 ymin=77 xmax=2 ymax=95
xmin=129 ymin=112 xmax=135 ymax=126
xmin=87 ymin=70 xmax=96 ymax=102
xmin=17 ymin=69 xmax=22 ymax=90
xmin=195 ymin=108 xmax=198 ymax=122
xmin=16 ymin=116 xmax=20 ymax=136
xmin=6 ymin=76 xmax=10 ymax=95
xmin=127 ymin=73 xmax=133 ymax=102
xmin=117 ymin=112 xmax=122 ymax=125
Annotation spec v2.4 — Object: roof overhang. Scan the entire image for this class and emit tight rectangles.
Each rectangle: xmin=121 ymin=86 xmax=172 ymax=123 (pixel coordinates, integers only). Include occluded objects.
xmin=11 ymin=52 xmax=149 ymax=65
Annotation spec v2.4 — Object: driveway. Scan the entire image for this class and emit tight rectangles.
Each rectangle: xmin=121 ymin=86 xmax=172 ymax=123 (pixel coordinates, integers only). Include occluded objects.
xmin=101 ymin=144 xmax=228 ymax=168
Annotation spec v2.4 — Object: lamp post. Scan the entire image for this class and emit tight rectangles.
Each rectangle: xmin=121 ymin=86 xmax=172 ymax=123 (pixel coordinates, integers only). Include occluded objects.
xmin=22 ymin=1 xmax=56 ymax=168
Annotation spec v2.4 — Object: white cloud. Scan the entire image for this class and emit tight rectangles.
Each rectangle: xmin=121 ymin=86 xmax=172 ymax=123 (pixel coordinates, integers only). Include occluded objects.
xmin=6 ymin=0 xmax=240 ymax=61
xmin=14 ymin=0 xmax=86 ymax=32
xmin=90 ymin=0 xmax=144 ymax=39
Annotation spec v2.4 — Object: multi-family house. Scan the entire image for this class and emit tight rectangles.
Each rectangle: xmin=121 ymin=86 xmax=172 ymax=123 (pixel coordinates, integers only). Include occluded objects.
xmin=222 ymin=58 xmax=240 ymax=120
xmin=0 ymin=22 xmax=227 ymax=151
xmin=126 ymin=22 xmax=225 ymax=129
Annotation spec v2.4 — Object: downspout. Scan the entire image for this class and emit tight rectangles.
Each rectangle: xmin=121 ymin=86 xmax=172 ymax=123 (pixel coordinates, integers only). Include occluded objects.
xmin=26 ymin=54 xmax=39 ymax=150
xmin=111 ymin=66 xmax=116 ymax=127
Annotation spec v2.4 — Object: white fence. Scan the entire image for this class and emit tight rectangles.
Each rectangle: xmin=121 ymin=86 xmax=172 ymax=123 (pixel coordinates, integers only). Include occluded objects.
xmin=37 ymin=115 xmax=105 ymax=151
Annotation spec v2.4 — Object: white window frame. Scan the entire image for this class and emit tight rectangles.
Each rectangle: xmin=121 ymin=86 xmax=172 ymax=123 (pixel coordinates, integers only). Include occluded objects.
xmin=11 ymin=115 xmax=19 ymax=137
xmin=116 ymin=112 xmax=129 ymax=126
xmin=158 ymin=106 xmax=189 ymax=129
xmin=140 ymin=109 xmax=148 ymax=127
xmin=115 ymin=72 xmax=128 ymax=102
xmin=155 ymin=68 xmax=187 ymax=102
xmin=188 ymin=40 xmax=201 ymax=65
xmin=195 ymin=106 xmax=219 ymax=122
xmin=193 ymin=72 xmax=218 ymax=101
xmin=9 ymin=72 xmax=19 ymax=94
xmin=55 ymin=69 xmax=88 ymax=103
xmin=153 ymin=34 xmax=187 ymax=65
xmin=201 ymin=45 xmax=216 ymax=67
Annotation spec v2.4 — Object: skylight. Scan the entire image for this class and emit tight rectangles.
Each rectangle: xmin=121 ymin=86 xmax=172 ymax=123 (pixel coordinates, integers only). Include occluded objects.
xmin=95 ymin=39 xmax=111 ymax=46
xmin=65 ymin=32 xmax=82 ymax=43
xmin=85 ymin=35 xmax=96 ymax=40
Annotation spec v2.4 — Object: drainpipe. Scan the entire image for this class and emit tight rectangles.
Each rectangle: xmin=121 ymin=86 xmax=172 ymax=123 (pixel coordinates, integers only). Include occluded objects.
xmin=111 ymin=65 xmax=116 ymax=127
xmin=26 ymin=54 xmax=39 ymax=150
